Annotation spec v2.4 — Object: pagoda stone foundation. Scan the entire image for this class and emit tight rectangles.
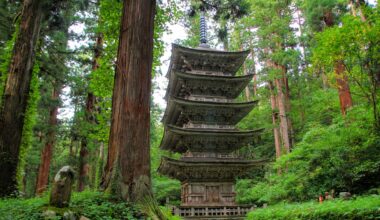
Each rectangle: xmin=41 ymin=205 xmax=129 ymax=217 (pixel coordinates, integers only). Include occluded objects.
xmin=158 ymin=44 xmax=265 ymax=219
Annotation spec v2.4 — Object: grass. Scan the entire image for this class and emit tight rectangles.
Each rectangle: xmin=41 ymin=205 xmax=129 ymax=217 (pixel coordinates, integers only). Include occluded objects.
xmin=0 ymin=190 xmax=181 ymax=220
xmin=246 ymin=195 xmax=380 ymax=220
xmin=0 ymin=191 xmax=144 ymax=220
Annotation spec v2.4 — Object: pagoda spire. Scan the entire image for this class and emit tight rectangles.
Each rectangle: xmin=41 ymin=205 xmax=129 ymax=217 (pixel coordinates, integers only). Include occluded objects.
xmin=199 ymin=9 xmax=209 ymax=48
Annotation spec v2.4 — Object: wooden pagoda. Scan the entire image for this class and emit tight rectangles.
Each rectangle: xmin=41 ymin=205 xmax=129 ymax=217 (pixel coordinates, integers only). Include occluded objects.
xmin=158 ymin=13 xmax=264 ymax=219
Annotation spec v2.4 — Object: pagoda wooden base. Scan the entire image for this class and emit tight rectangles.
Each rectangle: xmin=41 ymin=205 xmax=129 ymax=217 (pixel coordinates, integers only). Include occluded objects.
xmin=172 ymin=205 xmax=255 ymax=219
xmin=181 ymin=182 xmax=236 ymax=206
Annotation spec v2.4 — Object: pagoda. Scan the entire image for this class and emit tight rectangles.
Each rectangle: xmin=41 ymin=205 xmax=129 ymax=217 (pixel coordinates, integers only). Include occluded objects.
xmin=158 ymin=13 xmax=265 ymax=219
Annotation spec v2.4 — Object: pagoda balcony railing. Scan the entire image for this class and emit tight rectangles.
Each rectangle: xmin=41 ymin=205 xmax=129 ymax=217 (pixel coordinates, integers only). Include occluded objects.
xmin=172 ymin=205 xmax=255 ymax=218
xmin=182 ymin=152 xmax=239 ymax=159
xmin=186 ymin=70 xmax=228 ymax=76
xmin=187 ymin=96 xmax=233 ymax=103
xmin=183 ymin=123 xmax=235 ymax=130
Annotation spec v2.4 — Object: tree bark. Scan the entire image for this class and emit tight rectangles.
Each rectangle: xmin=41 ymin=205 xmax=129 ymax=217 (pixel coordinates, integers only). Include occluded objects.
xmin=78 ymin=34 xmax=102 ymax=192
xmin=335 ymin=60 xmax=353 ymax=115
xmin=242 ymin=51 xmax=251 ymax=101
xmin=95 ymin=142 xmax=104 ymax=189
xmin=78 ymin=140 xmax=89 ymax=191
xmin=0 ymin=0 xmax=43 ymax=197
xmin=281 ymin=65 xmax=294 ymax=148
xmin=324 ymin=10 xmax=353 ymax=116
xmin=275 ymin=76 xmax=291 ymax=154
xmin=77 ymin=92 xmax=95 ymax=192
xmin=101 ymin=0 xmax=156 ymax=202
xmin=251 ymin=50 xmax=258 ymax=97
xmin=253 ymin=74 xmax=258 ymax=96
xmin=241 ymin=44 xmax=253 ymax=100
xmin=35 ymin=87 xmax=60 ymax=195
xmin=269 ymin=82 xmax=281 ymax=158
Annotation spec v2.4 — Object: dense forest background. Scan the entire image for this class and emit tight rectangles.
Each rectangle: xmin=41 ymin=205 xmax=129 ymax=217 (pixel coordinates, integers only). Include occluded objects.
xmin=0 ymin=0 xmax=379 ymax=219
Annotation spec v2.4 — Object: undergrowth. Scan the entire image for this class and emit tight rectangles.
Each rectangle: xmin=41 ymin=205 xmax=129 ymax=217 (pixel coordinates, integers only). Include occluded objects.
xmin=246 ymin=195 xmax=380 ymax=220
xmin=0 ymin=190 xmax=180 ymax=220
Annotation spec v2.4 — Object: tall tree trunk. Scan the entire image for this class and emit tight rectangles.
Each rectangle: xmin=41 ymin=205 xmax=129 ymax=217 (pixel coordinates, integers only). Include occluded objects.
xmin=78 ymin=34 xmax=103 ymax=192
xmin=247 ymin=39 xmax=257 ymax=96
xmin=244 ymin=85 xmax=251 ymax=101
xmin=101 ymin=0 xmax=156 ymax=202
xmin=78 ymin=140 xmax=89 ymax=191
xmin=241 ymin=42 xmax=254 ymax=100
xmin=269 ymin=82 xmax=281 ymax=158
xmin=77 ymin=92 xmax=95 ymax=191
xmin=335 ymin=60 xmax=353 ymax=115
xmin=95 ymin=142 xmax=104 ymax=189
xmin=324 ymin=11 xmax=353 ymax=116
xmin=265 ymin=49 xmax=288 ymax=157
xmin=222 ymin=22 xmax=229 ymax=51
xmin=296 ymin=8 xmax=307 ymax=72
xmin=267 ymin=49 xmax=292 ymax=154
xmin=0 ymin=0 xmax=43 ymax=197
xmin=275 ymin=76 xmax=291 ymax=154
xmin=281 ymin=65 xmax=294 ymax=148
xmin=242 ymin=47 xmax=251 ymax=101
xmin=250 ymin=49 xmax=257 ymax=97
xmin=35 ymin=87 xmax=60 ymax=195
xmin=253 ymin=74 xmax=257 ymax=96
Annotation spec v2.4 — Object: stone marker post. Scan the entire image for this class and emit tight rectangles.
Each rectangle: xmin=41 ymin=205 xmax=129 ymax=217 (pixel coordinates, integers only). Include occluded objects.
xmin=50 ymin=166 xmax=75 ymax=208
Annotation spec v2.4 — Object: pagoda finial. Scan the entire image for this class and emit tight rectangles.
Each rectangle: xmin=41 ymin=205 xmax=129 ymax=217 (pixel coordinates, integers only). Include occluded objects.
xmin=199 ymin=9 xmax=210 ymax=48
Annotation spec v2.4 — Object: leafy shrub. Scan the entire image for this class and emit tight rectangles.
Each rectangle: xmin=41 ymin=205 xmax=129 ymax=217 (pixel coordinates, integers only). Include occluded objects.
xmin=246 ymin=195 xmax=380 ymax=220
xmin=0 ymin=191 xmax=145 ymax=220
xmin=239 ymin=106 xmax=380 ymax=204
xmin=0 ymin=196 xmax=48 ymax=220
xmin=153 ymin=176 xmax=181 ymax=206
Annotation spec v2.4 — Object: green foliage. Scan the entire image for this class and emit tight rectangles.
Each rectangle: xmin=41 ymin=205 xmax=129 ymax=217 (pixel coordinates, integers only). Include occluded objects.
xmin=0 ymin=191 xmax=146 ymax=220
xmin=303 ymin=0 xmax=347 ymax=31
xmin=0 ymin=28 xmax=17 ymax=106
xmin=0 ymin=0 xmax=19 ymax=47
xmin=0 ymin=194 xmax=49 ymax=220
xmin=239 ymin=105 xmax=380 ymax=204
xmin=70 ymin=191 xmax=145 ymax=219
xmin=312 ymin=10 xmax=380 ymax=127
xmin=17 ymin=63 xmax=41 ymax=190
xmin=160 ymin=206 xmax=182 ymax=220
xmin=0 ymin=190 xmax=182 ymax=220
xmin=246 ymin=195 xmax=380 ymax=220
xmin=153 ymin=176 xmax=181 ymax=206
xmin=150 ymin=104 xmax=181 ymax=205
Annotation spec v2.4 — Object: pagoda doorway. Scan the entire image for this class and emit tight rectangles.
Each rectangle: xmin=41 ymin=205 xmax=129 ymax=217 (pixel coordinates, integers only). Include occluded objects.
xmin=206 ymin=185 xmax=220 ymax=203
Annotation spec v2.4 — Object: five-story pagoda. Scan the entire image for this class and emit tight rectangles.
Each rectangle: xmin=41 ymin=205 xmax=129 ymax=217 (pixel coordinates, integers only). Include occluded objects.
xmin=158 ymin=13 xmax=265 ymax=219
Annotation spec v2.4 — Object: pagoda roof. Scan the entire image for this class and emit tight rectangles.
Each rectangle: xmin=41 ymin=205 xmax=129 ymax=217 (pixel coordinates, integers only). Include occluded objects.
xmin=162 ymin=97 xmax=258 ymax=126
xmin=167 ymin=44 xmax=249 ymax=75
xmin=165 ymin=70 xmax=253 ymax=100
xmin=159 ymin=125 xmax=263 ymax=153
xmin=158 ymin=156 xmax=266 ymax=182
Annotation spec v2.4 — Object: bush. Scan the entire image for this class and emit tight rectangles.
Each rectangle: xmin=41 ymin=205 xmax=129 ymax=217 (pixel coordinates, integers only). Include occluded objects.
xmin=153 ymin=176 xmax=181 ymax=206
xmin=0 ymin=191 xmax=145 ymax=220
xmin=240 ymin=106 xmax=380 ymax=204
xmin=246 ymin=195 xmax=380 ymax=220
xmin=0 ymin=196 xmax=48 ymax=220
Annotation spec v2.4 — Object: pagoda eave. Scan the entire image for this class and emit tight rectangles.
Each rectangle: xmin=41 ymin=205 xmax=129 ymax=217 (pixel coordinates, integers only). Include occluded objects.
xmin=159 ymin=125 xmax=263 ymax=153
xmin=158 ymin=156 xmax=266 ymax=182
xmin=167 ymin=44 xmax=249 ymax=76
xmin=164 ymin=70 xmax=254 ymax=100
xmin=162 ymin=97 xmax=258 ymax=126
